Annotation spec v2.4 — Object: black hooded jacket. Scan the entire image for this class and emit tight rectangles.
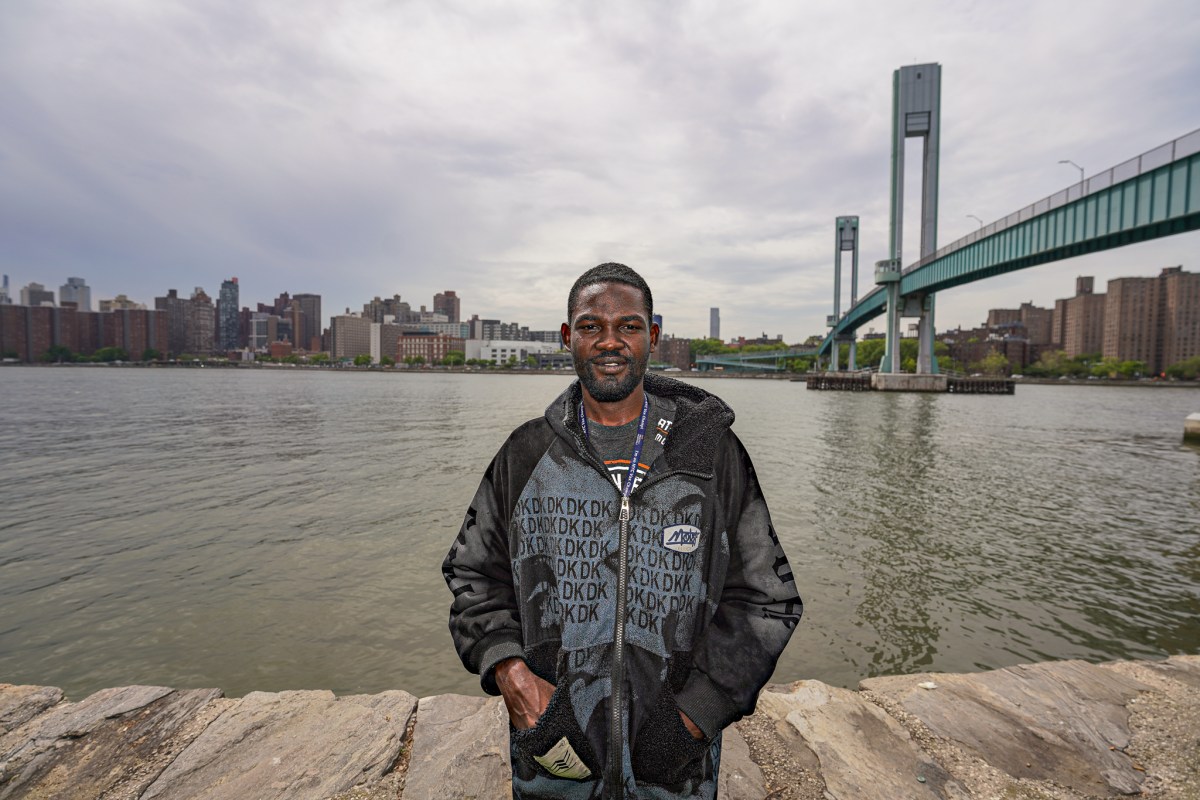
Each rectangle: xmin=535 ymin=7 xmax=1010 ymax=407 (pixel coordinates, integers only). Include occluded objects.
xmin=443 ymin=374 xmax=802 ymax=798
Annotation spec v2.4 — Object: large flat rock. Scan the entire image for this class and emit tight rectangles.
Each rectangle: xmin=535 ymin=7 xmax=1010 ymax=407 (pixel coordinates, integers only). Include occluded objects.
xmin=0 ymin=685 xmax=222 ymax=800
xmin=141 ymin=688 xmax=417 ymax=800
xmin=404 ymin=693 xmax=766 ymax=799
xmin=1134 ymin=653 xmax=1200 ymax=689
xmin=757 ymin=680 xmax=965 ymax=800
xmin=861 ymin=659 xmax=1150 ymax=796
xmin=0 ymin=685 xmax=63 ymax=734
xmin=717 ymin=723 xmax=767 ymax=800
xmin=404 ymin=693 xmax=512 ymax=800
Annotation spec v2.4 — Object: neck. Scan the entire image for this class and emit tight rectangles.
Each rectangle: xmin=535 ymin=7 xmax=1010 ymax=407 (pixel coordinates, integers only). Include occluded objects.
xmin=581 ymin=384 xmax=646 ymax=427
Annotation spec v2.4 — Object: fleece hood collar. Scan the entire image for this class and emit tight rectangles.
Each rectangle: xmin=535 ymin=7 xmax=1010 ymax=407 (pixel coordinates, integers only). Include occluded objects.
xmin=546 ymin=372 xmax=736 ymax=477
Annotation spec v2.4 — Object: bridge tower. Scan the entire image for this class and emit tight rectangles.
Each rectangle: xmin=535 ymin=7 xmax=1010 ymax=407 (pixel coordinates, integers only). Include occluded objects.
xmin=828 ymin=216 xmax=860 ymax=371
xmin=878 ymin=63 xmax=941 ymax=374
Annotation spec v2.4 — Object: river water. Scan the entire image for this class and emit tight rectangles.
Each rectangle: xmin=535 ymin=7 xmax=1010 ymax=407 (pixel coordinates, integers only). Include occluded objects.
xmin=1 ymin=367 xmax=1197 ymax=700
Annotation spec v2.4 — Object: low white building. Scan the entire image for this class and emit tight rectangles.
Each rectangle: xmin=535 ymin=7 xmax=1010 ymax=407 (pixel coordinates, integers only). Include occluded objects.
xmin=465 ymin=339 xmax=560 ymax=366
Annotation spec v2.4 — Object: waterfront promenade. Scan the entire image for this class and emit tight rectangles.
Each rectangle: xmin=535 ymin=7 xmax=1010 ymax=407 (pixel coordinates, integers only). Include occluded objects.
xmin=2 ymin=655 xmax=1197 ymax=799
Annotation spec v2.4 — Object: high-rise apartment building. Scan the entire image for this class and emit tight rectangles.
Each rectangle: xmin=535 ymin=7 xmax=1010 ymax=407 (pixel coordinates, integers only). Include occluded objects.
xmin=188 ymin=288 xmax=215 ymax=355
xmin=986 ymin=308 xmax=1021 ymax=328
xmin=434 ymin=290 xmax=461 ymax=323
xmin=248 ymin=312 xmax=280 ymax=351
xmin=59 ymin=277 xmax=92 ymax=312
xmin=986 ymin=303 xmax=1053 ymax=345
xmin=709 ymin=308 xmax=720 ymax=341
xmin=1161 ymin=268 xmax=1200 ymax=371
xmin=363 ymin=296 xmax=388 ymax=323
xmin=155 ymin=289 xmax=191 ymax=356
xmin=293 ymin=293 xmax=322 ymax=351
xmin=468 ymin=315 xmax=529 ymax=341
xmin=372 ymin=321 xmax=409 ymax=363
xmin=657 ymin=336 xmax=691 ymax=371
xmin=104 ymin=308 xmax=168 ymax=359
xmin=1053 ymin=277 xmax=1106 ymax=357
xmin=1103 ymin=267 xmax=1200 ymax=375
xmin=281 ymin=302 xmax=305 ymax=348
xmin=20 ymin=282 xmax=55 ymax=307
xmin=218 ymin=278 xmax=240 ymax=351
xmin=330 ymin=312 xmax=372 ymax=359
xmin=363 ymin=295 xmax=413 ymax=325
xmin=0 ymin=302 xmax=165 ymax=361
xmin=1021 ymin=303 xmax=1054 ymax=346
xmin=1103 ymin=276 xmax=1159 ymax=371
xmin=0 ymin=275 xmax=11 ymax=305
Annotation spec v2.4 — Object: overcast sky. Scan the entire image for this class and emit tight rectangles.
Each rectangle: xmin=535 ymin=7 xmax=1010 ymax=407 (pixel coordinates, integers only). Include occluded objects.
xmin=2 ymin=0 xmax=1198 ymax=342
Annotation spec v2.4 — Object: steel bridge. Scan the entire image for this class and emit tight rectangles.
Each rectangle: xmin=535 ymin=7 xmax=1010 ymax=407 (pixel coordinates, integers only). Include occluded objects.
xmin=695 ymin=346 xmax=818 ymax=372
xmin=820 ymin=128 xmax=1200 ymax=358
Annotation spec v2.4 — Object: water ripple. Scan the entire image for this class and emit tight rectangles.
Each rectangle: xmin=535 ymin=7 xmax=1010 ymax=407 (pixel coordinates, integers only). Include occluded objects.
xmin=1 ymin=369 xmax=1197 ymax=699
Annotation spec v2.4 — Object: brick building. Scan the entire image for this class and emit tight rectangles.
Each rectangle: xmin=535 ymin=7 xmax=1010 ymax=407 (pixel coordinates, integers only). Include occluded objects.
xmin=1103 ymin=266 xmax=1200 ymax=374
xmin=187 ymin=288 xmax=215 ymax=355
xmin=433 ymin=290 xmax=461 ymax=323
xmin=656 ymin=336 xmax=691 ymax=371
xmin=1053 ymin=277 xmax=1106 ymax=357
xmin=330 ymin=313 xmax=372 ymax=360
xmin=987 ymin=303 xmax=1053 ymax=347
xmin=0 ymin=303 xmax=165 ymax=361
xmin=397 ymin=332 xmax=465 ymax=363
xmin=155 ymin=290 xmax=191 ymax=356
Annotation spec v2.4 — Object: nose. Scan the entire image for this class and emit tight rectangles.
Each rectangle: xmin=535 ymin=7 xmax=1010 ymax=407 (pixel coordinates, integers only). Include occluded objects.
xmin=595 ymin=324 xmax=624 ymax=352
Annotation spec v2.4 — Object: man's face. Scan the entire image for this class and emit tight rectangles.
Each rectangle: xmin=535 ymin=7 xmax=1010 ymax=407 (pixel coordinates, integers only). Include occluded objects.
xmin=561 ymin=281 xmax=659 ymax=403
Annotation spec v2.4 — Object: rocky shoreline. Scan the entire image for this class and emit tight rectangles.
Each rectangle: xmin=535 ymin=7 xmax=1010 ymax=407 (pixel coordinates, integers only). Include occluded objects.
xmin=2 ymin=655 xmax=1197 ymax=799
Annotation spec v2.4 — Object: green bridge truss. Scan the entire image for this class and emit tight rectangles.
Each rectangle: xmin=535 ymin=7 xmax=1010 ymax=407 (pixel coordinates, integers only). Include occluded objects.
xmin=821 ymin=129 xmax=1200 ymax=356
xmin=695 ymin=347 xmax=819 ymax=372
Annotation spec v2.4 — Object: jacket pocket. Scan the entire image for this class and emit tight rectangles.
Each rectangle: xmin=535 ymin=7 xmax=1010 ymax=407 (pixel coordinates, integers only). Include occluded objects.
xmin=631 ymin=686 xmax=711 ymax=786
xmin=509 ymin=683 xmax=600 ymax=782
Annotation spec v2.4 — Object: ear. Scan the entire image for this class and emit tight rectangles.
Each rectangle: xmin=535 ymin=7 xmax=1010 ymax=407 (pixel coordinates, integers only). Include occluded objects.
xmin=560 ymin=322 xmax=571 ymax=349
xmin=649 ymin=322 xmax=660 ymax=352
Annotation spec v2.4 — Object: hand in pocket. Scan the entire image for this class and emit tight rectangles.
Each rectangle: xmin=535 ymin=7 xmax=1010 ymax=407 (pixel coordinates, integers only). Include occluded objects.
xmin=495 ymin=657 xmax=556 ymax=730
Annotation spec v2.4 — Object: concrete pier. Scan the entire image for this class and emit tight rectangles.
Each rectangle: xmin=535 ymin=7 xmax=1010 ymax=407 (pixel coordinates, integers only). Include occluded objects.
xmin=807 ymin=372 xmax=1015 ymax=394
xmin=2 ymin=655 xmax=1197 ymax=799
xmin=872 ymin=373 xmax=949 ymax=392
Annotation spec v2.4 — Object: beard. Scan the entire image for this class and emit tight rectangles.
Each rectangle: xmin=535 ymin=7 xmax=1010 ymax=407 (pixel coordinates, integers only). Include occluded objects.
xmin=575 ymin=351 xmax=648 ymax=402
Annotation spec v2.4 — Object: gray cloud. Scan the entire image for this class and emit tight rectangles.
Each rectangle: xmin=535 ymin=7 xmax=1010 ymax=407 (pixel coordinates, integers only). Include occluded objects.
xmin=1 ymin=0 xmax=1197 ymax=340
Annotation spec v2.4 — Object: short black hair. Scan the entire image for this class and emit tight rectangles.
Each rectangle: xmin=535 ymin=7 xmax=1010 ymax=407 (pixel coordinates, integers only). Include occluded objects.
xmin=567 ymin=262 xmax=653 ymax=322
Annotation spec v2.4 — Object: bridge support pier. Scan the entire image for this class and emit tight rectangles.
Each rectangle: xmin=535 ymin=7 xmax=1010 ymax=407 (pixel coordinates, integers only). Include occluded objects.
xmin=919 ymin=295 xmax=937 ymax=374
xmin=877 ymin=260 xmax=902 ymax=373
xmin=829 ymin=216 xmax=859 ymax=372
xmin=880 ymin=63 xmax=941 ymax=374
xmin=911 ymin=293 xmax=938 ymax=374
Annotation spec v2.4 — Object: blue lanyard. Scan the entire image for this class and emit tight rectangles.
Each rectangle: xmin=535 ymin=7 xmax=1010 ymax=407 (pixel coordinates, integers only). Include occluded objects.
xmin=579 ymin=394 xmax=650 ymax=498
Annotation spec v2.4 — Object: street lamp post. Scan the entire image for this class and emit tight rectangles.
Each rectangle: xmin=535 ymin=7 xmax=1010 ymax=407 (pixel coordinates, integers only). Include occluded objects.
xmin=1058 ymin=159 xmax=1085 ymax=189
xmin=966 ymin=214 xmax=984 ymax=230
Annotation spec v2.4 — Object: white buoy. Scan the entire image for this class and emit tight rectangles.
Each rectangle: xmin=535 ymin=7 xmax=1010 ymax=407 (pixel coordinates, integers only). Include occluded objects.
xmin=1185 ymin=413 xmax=1200 ymax=443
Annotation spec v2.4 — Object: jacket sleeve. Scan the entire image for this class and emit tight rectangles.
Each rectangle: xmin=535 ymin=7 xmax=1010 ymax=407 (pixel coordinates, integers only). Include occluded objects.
xmin=674 ymin=431 xmax=803 ymax=738
xmin=442 ymin=440 xmax=526 ymax=695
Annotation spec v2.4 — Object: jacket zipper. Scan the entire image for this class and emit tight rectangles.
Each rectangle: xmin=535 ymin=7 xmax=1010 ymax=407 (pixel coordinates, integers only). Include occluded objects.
xmin=608 ymin=493 xmax=631 ymax=796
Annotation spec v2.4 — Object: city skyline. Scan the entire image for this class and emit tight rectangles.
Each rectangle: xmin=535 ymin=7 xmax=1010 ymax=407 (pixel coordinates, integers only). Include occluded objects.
xmin=4 ymin=261 xmax=1195 ymax=352
xmin=2 ymin=1 xmax=1198 ymax=341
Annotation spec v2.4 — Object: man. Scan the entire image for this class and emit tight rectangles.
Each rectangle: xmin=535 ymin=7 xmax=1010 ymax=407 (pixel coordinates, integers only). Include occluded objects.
xmin=444 ymin=263 xmax=801 ymax=799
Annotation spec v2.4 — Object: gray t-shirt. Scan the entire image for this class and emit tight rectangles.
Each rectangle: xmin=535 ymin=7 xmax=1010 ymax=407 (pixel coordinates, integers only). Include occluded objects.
xmin=583 ymin=393 xmax=676 ymax=493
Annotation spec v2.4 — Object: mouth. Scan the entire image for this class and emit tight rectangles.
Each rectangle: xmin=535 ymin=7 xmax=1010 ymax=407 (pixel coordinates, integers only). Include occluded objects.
xmin=591 ymin=356 xmax=630 ymax=375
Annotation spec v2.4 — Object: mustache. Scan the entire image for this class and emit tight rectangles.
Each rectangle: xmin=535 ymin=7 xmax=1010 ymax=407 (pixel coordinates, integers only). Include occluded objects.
xmin=588 ymin=352 xmax=631 ymax=365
